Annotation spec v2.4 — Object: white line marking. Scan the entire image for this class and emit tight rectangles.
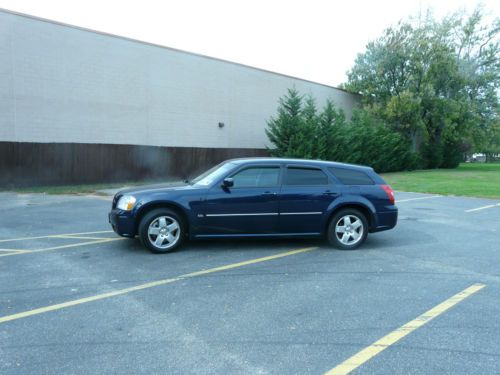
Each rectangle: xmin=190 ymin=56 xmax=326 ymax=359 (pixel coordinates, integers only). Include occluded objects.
xmin=397 ymin=196 xmax=441 ymax=203
xmin=465 ymin=204 xmax=499 ymax=213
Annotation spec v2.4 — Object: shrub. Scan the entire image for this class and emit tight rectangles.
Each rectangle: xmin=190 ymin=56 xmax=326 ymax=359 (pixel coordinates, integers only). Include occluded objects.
xmin=266 ymin=90 xmax=417 ymax=172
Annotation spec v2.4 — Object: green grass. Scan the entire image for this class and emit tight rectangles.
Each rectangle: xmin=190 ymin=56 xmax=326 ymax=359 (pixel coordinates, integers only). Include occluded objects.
xmin=381 ymin=163 xmax=500 ymax=199
xmin=4 ymin=163 xmax=499 ymax=198
xmin=1 ymin=180 xmax=165 ymax=195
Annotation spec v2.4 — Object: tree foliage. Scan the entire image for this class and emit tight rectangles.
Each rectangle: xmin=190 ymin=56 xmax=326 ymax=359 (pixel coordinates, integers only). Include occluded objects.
xmin=344 ymin=8 xmax=499 ymax=168
xmin=266 ymin=88 xmax=416 ymax=173
xmin=265 ymin=88 xmax=304 ymax=158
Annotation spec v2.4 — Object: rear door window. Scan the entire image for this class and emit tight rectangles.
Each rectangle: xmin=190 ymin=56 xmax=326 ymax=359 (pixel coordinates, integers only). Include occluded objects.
xmin=285 ymin=167 xmax=329 ymax=186
xmin=329 ymin=167 xmax=374 ymax=185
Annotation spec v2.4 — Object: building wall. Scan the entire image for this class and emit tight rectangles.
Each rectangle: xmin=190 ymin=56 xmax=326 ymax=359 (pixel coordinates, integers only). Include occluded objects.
xmin=0 ymin=9 xmax=361 ymax=186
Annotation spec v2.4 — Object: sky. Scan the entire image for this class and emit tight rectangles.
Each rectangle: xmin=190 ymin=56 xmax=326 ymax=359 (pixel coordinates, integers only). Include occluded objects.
xmin=0 ymin=0 xmax=498 ymax=87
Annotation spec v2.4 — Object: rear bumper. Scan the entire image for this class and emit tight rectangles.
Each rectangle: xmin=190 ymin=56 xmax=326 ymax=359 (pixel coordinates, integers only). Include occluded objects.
xmin=109 ymin=209 xmax=136 ymax=237
xmin=371 ymin=207 xmax=398 ymax=233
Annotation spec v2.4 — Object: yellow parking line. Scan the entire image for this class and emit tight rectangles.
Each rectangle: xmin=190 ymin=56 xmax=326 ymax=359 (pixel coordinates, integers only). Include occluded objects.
xmin=52 ymin=235 xmax=114 ymax=240
xmin=0 ymin=230 xmax=114 ymax=243
xmin=0 ymin=238 xmax=124 ymax=258
xmin=0 ymin=246 xmax=317 ymax=324
xmin=325 ymin=283 xmax=486 ymax=375
xmin=51 ymin=230 xmax=114 ymax=236
xmin=182 ymin=247 xmax=315 ymax=277
xmin=0 ymin=249 xmax=32 ymax=253
xmin=0 ymin=277 xmax=182 ymax=324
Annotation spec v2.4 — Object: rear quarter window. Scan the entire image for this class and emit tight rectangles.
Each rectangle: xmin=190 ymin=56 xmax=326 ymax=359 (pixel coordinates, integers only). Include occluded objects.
xmin=329 ymin=167 xmax=375 ymax=185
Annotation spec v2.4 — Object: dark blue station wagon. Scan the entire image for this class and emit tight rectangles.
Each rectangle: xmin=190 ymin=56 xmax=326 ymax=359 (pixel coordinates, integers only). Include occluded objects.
xmin=109 ymin=158 xmax=398 ymax=253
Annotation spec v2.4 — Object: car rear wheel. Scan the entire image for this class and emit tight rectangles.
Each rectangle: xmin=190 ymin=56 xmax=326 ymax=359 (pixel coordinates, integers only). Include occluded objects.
xmin=139 ymin=209 xmax=185 ymax=253
xmin=327 ymin=209 xmax=368 ymax=250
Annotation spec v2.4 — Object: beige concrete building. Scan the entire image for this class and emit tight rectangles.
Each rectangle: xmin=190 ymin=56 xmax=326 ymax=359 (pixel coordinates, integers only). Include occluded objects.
xmin=0 ymin=8 xmax=360 ymax=186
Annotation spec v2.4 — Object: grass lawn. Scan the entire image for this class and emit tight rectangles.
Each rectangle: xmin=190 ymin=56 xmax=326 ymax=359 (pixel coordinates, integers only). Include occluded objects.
xmin=381 ymin=163 xmax=500 ymax=199
xmin=3 ymin=164 xmax=499 ymax=199
xmin=1 ymin=180 xmax=166 ymax=195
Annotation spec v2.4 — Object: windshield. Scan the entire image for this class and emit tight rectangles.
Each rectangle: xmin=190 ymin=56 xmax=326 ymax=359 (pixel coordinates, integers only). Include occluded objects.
xmin=191 ymin=162 xmax=236 ymax=186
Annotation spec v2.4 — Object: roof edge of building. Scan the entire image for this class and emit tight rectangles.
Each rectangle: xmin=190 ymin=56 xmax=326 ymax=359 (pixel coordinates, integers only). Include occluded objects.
xmin=0 ymin=7 xmax=360 ymax=96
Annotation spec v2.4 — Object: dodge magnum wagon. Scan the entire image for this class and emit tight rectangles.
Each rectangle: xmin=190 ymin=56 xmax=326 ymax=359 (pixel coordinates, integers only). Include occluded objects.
xmin=109 ymin=158 xmax=398 ymax=253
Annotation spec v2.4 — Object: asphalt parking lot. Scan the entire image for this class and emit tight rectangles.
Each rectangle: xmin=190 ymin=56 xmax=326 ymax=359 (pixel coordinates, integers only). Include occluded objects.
xmin=0 ymin=191 xmax=499 ymax=374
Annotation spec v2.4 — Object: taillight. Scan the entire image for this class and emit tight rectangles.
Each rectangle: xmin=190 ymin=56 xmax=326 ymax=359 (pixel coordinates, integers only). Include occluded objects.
xmin=381 ymin=184 xmax=395 ymax=204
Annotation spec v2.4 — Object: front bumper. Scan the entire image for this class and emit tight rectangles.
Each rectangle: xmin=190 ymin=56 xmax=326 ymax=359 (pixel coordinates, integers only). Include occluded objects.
xmin=109 ymin=209 xmax=136 ymax=237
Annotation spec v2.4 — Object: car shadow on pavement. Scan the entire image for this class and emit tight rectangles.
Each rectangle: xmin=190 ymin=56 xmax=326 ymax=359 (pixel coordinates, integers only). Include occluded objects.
xmin=364 ymin=230 xmax=437 ymax=249
xmin=116 ymin=236 xmax=325 ymax=255
xmin=114 ymin=232 xmax=432 ymax=255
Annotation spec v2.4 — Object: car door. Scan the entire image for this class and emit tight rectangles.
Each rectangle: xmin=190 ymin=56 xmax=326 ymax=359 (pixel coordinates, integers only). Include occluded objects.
xmin=196 ymin=164 xmax=282 ymax=235
xmin=278 ymin=165 xmax=340 ymax=234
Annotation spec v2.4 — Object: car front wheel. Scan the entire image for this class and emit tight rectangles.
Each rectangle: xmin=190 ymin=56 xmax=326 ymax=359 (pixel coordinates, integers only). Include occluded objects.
xmin=139 ymin=209 xmax=185 ymax=253
xmin=327 ymin=209 xmax=368 ymax=250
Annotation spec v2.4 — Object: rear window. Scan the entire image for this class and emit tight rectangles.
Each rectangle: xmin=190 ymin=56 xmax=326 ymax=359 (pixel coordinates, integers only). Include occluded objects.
xmin=285 ymin=167 xmax=328 ymax=186
xmin=329 ymin=167 xmax=375 ymax=185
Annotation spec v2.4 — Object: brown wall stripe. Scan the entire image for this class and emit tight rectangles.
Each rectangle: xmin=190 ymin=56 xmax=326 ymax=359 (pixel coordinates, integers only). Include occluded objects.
xmin=0 ymin=142 xmax=268 ymax=187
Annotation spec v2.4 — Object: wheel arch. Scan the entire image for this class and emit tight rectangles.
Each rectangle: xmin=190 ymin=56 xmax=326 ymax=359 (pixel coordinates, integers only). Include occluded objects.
xmin=325 ymin=202 xmax=376 ymax=234
xmin=135 ymin=201 xmax=189 ymax=236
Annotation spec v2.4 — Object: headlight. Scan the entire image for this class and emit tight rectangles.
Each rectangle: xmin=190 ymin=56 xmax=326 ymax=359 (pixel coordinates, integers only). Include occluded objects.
xmin=117 ymin=195 xmax=137 ymax=211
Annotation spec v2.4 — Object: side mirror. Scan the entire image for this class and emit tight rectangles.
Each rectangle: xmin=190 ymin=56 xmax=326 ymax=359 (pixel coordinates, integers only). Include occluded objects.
xmin=222 ymin=177 xmax=234 ymax=188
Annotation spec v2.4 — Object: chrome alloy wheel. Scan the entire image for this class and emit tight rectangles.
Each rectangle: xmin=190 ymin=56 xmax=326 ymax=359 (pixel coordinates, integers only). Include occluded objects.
xmin=335 ymin=214 xmax=364 ymax=246
xmin=147 ymin=216 xmax=181 ymax=250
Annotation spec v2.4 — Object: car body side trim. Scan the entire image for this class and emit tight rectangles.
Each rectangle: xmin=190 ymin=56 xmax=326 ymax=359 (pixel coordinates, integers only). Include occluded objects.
xmin=280 ymin=212 xmax=322 ymax=215
xmin=204 ymin=212 xmax=322 ymax=217
xmin=194 ymin=232 xmax=321 ymax=238
xmin=205 ymin=213 xmax=279 ymax=217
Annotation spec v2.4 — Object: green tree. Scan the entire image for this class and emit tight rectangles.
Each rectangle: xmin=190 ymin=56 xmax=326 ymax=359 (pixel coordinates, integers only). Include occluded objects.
xmin=294 ymin=95 xmax=319 ymax=159
xmin=265 ymin=88 xmax=304 ymax=157
xmin=344 ymin=8 xmax=500 ymax=168
xmin=317 ymin=100 xmax=347 ymax=160
xmin=474 ymin=116 xmax=500 ymax=161
xmin=342 ymin=110 xmax=417 ymax=172
xmin=266 ymin=89 xmax=417 ymax=172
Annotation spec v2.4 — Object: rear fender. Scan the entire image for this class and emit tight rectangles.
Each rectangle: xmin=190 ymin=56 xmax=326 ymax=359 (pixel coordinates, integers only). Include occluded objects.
xmin=323 ymin=195 xmax=377 ymax=232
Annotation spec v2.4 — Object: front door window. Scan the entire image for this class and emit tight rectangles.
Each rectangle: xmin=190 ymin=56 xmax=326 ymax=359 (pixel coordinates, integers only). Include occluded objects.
xmin=231 ymin=167 xmax=280 ymax=188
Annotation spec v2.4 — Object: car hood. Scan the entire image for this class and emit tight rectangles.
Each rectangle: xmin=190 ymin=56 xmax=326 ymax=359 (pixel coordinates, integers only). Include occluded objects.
xmin=116 ymin=182 xmax=198 ymax=196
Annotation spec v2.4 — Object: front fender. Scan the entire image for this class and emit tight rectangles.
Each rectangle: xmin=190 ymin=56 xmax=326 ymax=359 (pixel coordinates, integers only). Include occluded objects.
xmin=134 ymin=199 xmax=189 ymax=217
xmin=131 ymin=198 xmax=192 ymax=235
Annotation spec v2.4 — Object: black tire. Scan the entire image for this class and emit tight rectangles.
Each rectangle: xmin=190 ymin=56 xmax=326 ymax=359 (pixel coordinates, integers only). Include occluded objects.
xmin=138 ymin=208 xmax=185 ymax=253
xmin=327 ymin=208 xmax=368 ymax=250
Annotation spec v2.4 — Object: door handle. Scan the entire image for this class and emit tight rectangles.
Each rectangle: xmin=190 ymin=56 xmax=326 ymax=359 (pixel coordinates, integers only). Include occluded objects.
xmin=262 ymin=191 xmax=277 ymax=196
xmin=323 ymin=190 xmax=339 ymax=196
